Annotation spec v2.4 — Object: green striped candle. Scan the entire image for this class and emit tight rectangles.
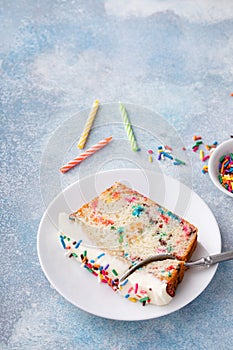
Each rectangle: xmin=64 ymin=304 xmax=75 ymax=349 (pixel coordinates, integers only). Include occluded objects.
xmin=119 ymin=102 xmax=139 ymax=151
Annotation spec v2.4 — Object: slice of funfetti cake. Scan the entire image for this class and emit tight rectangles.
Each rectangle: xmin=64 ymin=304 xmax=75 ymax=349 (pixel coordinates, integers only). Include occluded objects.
xmin=59 ymin=182 xmax=198 ymax=306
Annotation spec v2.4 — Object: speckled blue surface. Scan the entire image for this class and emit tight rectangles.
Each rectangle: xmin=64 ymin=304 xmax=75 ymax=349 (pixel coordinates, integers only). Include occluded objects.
xmin=1 ymin=1 xmax=233 ymax=349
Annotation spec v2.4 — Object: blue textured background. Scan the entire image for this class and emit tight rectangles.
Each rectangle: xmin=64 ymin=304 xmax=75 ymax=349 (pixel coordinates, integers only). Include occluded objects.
xmin=1 ymin=1 xmax=233 ymax=349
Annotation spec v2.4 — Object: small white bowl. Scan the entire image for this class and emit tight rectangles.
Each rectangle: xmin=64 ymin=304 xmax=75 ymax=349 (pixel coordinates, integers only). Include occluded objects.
xmin=208 ymin=138 xmax=233 ymax=198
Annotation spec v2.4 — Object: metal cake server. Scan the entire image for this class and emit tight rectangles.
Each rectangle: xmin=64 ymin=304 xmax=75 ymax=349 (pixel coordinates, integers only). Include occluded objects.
xmin=119 ymin=250 xmax=233 ymax=283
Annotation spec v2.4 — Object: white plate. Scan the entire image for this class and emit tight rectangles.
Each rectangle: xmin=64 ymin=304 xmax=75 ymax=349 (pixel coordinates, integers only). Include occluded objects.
xmin=37 ymin=169 xmax=221 ymax=321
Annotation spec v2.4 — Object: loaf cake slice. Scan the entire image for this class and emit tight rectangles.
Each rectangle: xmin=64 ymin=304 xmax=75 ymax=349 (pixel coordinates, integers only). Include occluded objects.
xmin=59 ymin=182 xmax=197 ymax=306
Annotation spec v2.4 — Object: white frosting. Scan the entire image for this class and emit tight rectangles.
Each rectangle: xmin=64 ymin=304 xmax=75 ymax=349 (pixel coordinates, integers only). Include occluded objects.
xmin=58 ymin=213 xmax=172 ymax=306
xmin=119 ymin=270 xmax=172 ymax=305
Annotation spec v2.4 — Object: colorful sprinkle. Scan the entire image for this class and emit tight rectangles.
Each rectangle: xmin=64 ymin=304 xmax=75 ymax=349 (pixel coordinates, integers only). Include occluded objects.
xmin=219 ymin=155 xmax=226 ymax=162
xmin=200 ymin=150 xmax=204 ymax=161
xmin=128 ymin=286 xmax=134 ymax=293
xmin=112 ymin=269 xmax=118 ymax=276
xmin=140 ymin=289 xmax=147 ymax=294
xmin=192 ymin=146 xmax=199 ymax=152
xmin=120 ymin=279 xmax=129 ymax=287
xmin=195 ymin=141 xmax=203 ymax=146
xmin=74 ymin=240 xmax=82 ymax=249
xmin=174 ymin=158 xmax=186 ymax=165
xmin=193 ymin=135 xmax=202 ymax=141
xmin=132 ymin=205 xmax=144 ymax=217
xmin=202 ymin=155 xmax=210 ymax=162
xmin=84 ymin=265 xmax=94 ymax=273
xmin=218 ymin=154 xmax=233 ymax=193
xmin=119 ymin=234 xmax=124 ymax=243
xmin=60 ymin=235 xmax=66 ymax=249
xmin=165 ymin=145 xmax=173 ymax=151
xmin=167 ymin=245 xmax=173 ymax=253
xmin=128 ymin=297 xmax=137 ymax=302
xmin=139 ymin=296 xmax=150 ymax=303
xmin=97 ymin=253 xmax=105 ymax=259
xmin=202 ymin=165 xmax=208 ymax=174
xmin=163 ymin=152 xmax=173 ymax=160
